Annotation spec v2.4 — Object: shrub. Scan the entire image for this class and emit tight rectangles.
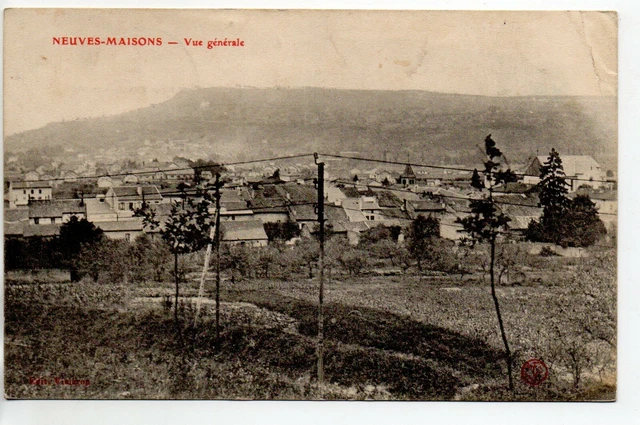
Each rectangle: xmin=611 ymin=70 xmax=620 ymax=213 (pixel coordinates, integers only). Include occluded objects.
xmin=337 ymin=249 xmax=370 ymax=276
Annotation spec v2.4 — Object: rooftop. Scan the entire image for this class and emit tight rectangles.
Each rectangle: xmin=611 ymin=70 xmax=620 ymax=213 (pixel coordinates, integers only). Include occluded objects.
xmin=4 ymin=208 xmax=29 ymax=222
xmin=109 ymin=185 xmax=163 ymax=201
xmin=96 ymin=219 xmax=144 ymax=232
xmin=220 ymin=220 xmax=268 ymax=242
xmin=11 ymin=181 xmax=52 ymax=190
xmin=29 ymin=200 xmax=86 ymax=218
xmin=23 ymin=223 xmax=61 ymax=237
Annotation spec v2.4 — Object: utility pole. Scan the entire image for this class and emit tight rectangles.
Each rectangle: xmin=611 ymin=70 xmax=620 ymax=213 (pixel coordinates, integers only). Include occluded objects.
xmin=214 ymin=173 xmax=223 ymax=346
xmin=314 ymin=153 xmax=325 ymax=389
xmin=194 ymin=210 xmax=217 ymax=326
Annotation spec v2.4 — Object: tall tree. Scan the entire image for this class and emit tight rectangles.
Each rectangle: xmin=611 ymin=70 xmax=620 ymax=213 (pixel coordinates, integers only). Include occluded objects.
xmin=538 ymin=148 xmax=571 ymax=211
xmin=57 ymin=216 xmax=104 ymax=281
xmin=562 ymin=195 xmax=607 ymax=247
xmin=264 ymin=220 xmax=301 ymax=243
xmin=457 ymin=134 xmax=518 ymax=391
xmin=406 ymin=214 xmax=440 ymax=272
xmin=136 ymin=194 xmax=213 ymax=323
xmin=526 ymin=149 xmax=606 ymax=247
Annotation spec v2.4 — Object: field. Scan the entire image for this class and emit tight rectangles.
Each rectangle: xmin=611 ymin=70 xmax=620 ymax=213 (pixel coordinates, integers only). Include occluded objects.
xmin=4 ymin=249 xmax=616 ymax=400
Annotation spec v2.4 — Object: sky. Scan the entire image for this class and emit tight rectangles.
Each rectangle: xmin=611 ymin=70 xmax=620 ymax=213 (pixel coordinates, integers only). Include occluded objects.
xmin=3 ymin=9 xmax=617 ymax=135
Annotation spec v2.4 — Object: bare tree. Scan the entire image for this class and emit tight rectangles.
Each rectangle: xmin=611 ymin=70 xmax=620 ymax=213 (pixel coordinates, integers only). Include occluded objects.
xmin=457 ymin=135 xmax=518 ymax=391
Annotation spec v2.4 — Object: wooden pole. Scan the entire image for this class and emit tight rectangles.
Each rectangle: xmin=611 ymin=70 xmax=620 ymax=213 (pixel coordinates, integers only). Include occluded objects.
xmin=316 ymin=155 xmax=325 ymax=388
xmin=214 ymin=173 xmax=222 ymax=346
xmin=194 ymin=215 xmax=217 ymax=326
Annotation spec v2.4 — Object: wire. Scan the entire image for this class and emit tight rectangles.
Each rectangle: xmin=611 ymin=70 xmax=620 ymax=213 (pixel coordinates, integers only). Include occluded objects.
xmin=18 ymin=177 xmax=616 ymax=220
xmin=330 ymin=178 xmax=618 ymax=216
xmin=10 ymin=153 xmax=315 ymax=184
xmin=318 ymin=152 xmax=617 ymax=184
xmin=10 ymin=151 xmax=616 ymax=188
xmin=320 ymin=153 xmax=475 ymax=173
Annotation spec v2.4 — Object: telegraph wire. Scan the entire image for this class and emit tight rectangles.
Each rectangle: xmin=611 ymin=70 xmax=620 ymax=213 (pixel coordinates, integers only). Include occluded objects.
xmin=318 ymin=152 xmax=617 ymax=185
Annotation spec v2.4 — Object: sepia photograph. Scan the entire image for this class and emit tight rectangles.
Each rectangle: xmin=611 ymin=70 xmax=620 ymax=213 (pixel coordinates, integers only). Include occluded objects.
xmin=3 ymin=8 xmax=618 ymax=403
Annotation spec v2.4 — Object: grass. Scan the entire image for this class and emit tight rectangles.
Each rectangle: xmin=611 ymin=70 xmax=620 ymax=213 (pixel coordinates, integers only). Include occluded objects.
xmin=4 ymin=250 xmax=616 ymax=400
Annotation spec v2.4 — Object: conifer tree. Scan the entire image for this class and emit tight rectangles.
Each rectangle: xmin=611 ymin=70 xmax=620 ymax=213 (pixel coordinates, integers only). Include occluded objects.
xmin=526 ymin=149 xmax=606 ymax=247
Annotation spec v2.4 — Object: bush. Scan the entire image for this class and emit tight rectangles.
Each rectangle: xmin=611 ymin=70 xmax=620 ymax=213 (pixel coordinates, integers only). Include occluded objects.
xmin=337 ymin=249 xmax=370 ymax=276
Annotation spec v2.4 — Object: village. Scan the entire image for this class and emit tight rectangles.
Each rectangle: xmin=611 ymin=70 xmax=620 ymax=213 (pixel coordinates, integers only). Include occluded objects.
xmin=3 ymin=152 xmax=617 ymax=247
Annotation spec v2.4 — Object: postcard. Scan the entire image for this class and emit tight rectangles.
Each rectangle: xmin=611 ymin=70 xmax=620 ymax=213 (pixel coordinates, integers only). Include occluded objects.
xmin=3 ymin=8 xmax=617 ymax=402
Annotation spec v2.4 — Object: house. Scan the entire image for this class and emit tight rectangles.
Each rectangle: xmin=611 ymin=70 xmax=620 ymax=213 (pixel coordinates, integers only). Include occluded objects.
xmin=85 ymin=198 xmax=118 ymax=222
xmin=104 ymin=186 xmax=163 ymax=217
xmin=164 ymin=164 xmax=195 ymax=181
xmin=367 ymin=190 xmax=412 ymax=224
xmin=62 ymin=170 xmax=79 ymax=183
xmin=524 ymin=155 xmax=605 ymax=191
xmin=23 ymin=223 xmax=62 ymax=238
xmin=9 ymin=181 xmax=53 ymax=208
xmin=220 ymin=220 xmax=269 ymax=247
xmin=4 ymin=207 xmax=29 ymax=238
xmin=219 ymin=190 xmax=254 ymax=221
xmin=4 ymin=170 xmax=23 ymax=190
xmin=96 ymin=219 xmax=145 ymax=241
xmin=122 ymin=174 xmax=139 ymax=184
xmin=24 ymin=171 xmax=40 ymax=181
xmin=40 ymin=174 xmax=55 ymax=185
xmin=341 ymin=198 xmax=369 ymax=222
xmin=136 ymin=167 xmax=163 ymax=182
xmin=287 ymin=203 xmax=348 ymax=233
xmin=247 ymin=185 xmax=290 ymax=223
xmin=28 ymin=200 xmax=86 ymax=225
xmin=496 ymin=200 xmax=542 ymax=236
xmin=341 ymin=196 xmax=384 ymax=222
xmin=332 ymin=221 xmax=371 ymax=245
xmin=108 ymin=162 xmax=123 ymax=174
xmin=325 ymin=185 xmax=347 ymax=205
xmin=97 ymin=176 xmax=114 ymax=188
xmin=405 ymin=199 xmax=447 ymax=220
xmin=400 ymin=164 xmax=417 ymax=186
xmin=361 ymin=196 xmax=383 ymax=221
xmin=368 ymin=168 xmax=397 ymax=184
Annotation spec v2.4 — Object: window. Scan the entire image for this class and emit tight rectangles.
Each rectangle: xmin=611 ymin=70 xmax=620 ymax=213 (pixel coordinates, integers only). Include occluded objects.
xmin=124 ymin=233 xmax=131 ymax=242
xmin=34 ymin=218 xmax=39 ymax=224
xmin=129 ymin=202 xmax=134 ymax=210
xmin=23 ymin=190 xmax=26 ymax=194
xmin=39 ymin=189 xmax=42 ymax=194
xmin=31 ymin=189 xmax=34 ymax=194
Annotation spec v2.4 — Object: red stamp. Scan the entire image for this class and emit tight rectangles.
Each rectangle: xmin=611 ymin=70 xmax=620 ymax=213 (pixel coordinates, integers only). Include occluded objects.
xmin=520 ymin=359 xmax=549 ymax=386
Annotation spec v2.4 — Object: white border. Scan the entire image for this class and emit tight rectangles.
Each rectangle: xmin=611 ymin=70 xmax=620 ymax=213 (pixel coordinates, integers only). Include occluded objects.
xmin=1 ymin=1 xmax=638 ymax=425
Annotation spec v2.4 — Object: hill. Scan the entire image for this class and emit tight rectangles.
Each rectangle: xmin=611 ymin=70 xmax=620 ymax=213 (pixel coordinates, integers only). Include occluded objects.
xmin=4 ymin=87 xmax=617 ymax=167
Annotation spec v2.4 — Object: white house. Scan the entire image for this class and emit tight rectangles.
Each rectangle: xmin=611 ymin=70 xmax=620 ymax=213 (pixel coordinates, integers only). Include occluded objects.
xmin=9 ymin=181 xmax=52 ymax=208
xmin=524 ymin=155 xmax=605 ymax=191
xmin=104 ymin=185 xmax=162 ymax=218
